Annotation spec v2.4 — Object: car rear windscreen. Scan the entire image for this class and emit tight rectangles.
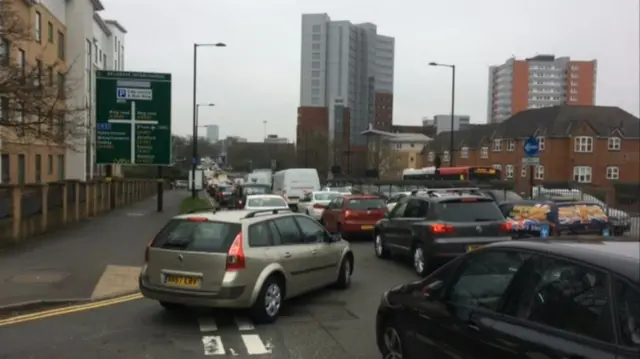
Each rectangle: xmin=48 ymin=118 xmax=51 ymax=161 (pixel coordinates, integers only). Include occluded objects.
xmin=247 ymin=197 xmax=286 ymax=207
xmin=244 ymin=186 xmax=269 ymax=195
xmin=347 ymin=198 xmax=386 ymax=210
xmin=151 ymin=219 xmax=240 ymax=253
xmin=314 ymin=192 xmax=342 ymax=201
xmin=436 ymin=200 xmax=505 ymax=222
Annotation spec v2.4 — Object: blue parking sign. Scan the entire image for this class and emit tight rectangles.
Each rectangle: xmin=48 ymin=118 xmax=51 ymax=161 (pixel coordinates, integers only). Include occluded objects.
xmin=117 ymin=88 xmax=127 ymax=98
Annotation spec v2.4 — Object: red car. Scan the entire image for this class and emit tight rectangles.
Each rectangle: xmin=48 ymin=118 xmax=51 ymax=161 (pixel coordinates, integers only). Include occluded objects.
xmin=320 ymin=195 xmax=387 ymax=238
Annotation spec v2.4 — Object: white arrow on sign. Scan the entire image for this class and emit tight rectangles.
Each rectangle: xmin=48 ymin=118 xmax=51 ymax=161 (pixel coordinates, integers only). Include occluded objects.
xmin=524 ymin=143 xmax=538 ymax=152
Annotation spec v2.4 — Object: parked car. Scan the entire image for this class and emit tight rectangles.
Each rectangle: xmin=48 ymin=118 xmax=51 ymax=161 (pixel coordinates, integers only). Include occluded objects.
xmin=297 ymin=191 xmax=343 ymax=221
xmin=139 ymin=208 xmax=354 ymax=323
xmin=500 ymin=200 xmax=611 ymax=238
xmin=232 ymin=184 xmax=272 ymax=209
xmin=374 ymin=193 xmax=512 ymax=276
xmin=376 ymin=238 xmax=640 ymax=359
xmin=320 ymin=195 xmax=387 ymax=239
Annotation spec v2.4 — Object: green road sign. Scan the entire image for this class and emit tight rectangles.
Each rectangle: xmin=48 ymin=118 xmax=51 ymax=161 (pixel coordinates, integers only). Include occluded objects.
xmin=95 ymin=71 xmax=172 ymax=165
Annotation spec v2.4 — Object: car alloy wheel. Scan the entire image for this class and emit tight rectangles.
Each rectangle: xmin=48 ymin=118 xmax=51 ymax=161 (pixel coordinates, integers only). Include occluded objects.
xmin=343 ymin=259 xmax=351 ymax=285
xmin=375 ymin=235 xmax=384 ymax=256
xmin=383 ymin=326 xmax=403 ymax=359
xmin=264 ymin=282 xmax=282 ymax=317
xmin=413 ymin=247 xmax=425 ymax=275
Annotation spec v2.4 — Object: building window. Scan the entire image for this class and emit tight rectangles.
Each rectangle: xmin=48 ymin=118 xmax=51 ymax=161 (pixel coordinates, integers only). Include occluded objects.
xmin=534 ymin=165 xmax=544 ymax=180
xmin=47 ymin=22 xmax=53 ymax=43
xmin=312 ymin=25 xmax=321 ymax=32
xmin=85 ymin=39 xmax=92 ymax=91
xmin=35 ymin=59 xmax=42 ymax=87
xmin=607 ymin=137 xmax=621 ymax=151
xmin=460 ymin=146 xmax=468 ymax=159
xmin=311 ymin=70 xmax=320 ymax=77
xmin=102 ymin=53 xmax=106 ymax=66
xmin=506 ymin=139 xmax=515 ymax=152
xmin=0 ymin=38 xmax=9 ymax=65
xmin=427 ymin=151 xmax=434 ymax=162
xmin=310 ymin=97 xmax=319 ymax=105
xmin=573 ymin=166 xmax=592 ymax=183
xmin=605 ymin=166 xmax=619 ymax=180
xmin=18 ymin=48 xmax=25 ymax=77
xmin=311 ymin=79 xmax=320 ymax=86
xmin=311 ymin=61 xmax=320 ymax=69
xmin=574 ymin=136 xmax=593 ymax=153
xmin=442 ymin=151 xmax=450 ymax=162
xmin=537 ymin=136 xmax=545 ymax=151
xmin=312 ymin=52 xmax=320 ymax=60
xmin=57 ymin=72 xmax=65 ymax=99
xmin=57 ymin=154 xmax=64 ymax=180
xmin=521 ymin=166 xmax=527 ymax=178
xmin=312 ymin=43 xmax=320 ymax=51
xmin=492 ymin=164 xmax=502 ymax=171
xmin=505 ymin=165 xmax=514 ymax=178
xmin=480 ymin=146 xmax=488 ymax=159
xmin=312 ymin=34 xmax=321 ymax=41
xmin=35 ymin=11 xmax=42 ymax=42
xmin=311 ymin=88 xmax=320 ymax=96
xmin=1 ymin=154 xmax=10 ymax=183
xmin=47 ymin=154 xmax=53 ymax=174
xmin=94 ymin=40 xmax=98 ymax=62
xmin=17 ymin=154 xmax=25 ymax=184
xmin=57 ymin=31 xmax=65 ymax=60
xmin=35 ymin=154 xmax=41 ymax=183
xmin=492 ymin=139 xmax=502 ymax=151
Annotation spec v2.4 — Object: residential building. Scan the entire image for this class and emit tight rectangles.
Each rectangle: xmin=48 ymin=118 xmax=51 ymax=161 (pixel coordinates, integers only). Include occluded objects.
xmin=422 ymin=106 xmax=639 ymax=196
xmin=432 ymin=114 xmax=471 ymax=134
xmin=422 ymin=117 xmax=434 ymax=127
xmin=0 ymin=0 xmax=68 ymax=184
xmin=297 ymin=13 xmax=395 ymax=176
xmin=205 ymin=124 xmax=219 ymax=143
xmin=488 ymin=55 xmax=597 ymax=123
xmin=361 ymin=126 xmax=432 ymax=179
xmin=264 ymin=135 xmax=288 ymax=144
xmin=64 ymin=0 xmax=126 ymax=180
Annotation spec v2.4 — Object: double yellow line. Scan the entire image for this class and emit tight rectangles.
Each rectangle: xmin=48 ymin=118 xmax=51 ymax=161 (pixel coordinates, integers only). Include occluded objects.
xmin=0 ymin=293 xmax=143 ymax=327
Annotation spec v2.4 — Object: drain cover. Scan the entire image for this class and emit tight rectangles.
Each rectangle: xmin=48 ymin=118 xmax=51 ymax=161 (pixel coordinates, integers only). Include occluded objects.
xmin=10 ymin=271 xmax=68 ymax=284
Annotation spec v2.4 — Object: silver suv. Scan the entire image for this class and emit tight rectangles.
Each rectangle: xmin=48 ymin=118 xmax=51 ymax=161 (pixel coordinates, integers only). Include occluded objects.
xmin=139 ymin=208 xmax=354 ymax=323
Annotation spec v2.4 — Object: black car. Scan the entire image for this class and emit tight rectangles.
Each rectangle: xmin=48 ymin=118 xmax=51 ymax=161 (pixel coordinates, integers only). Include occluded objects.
xmin=374 ymin=194 xmax=513 ymax=276
xmin=232 ymin=184 xmax=272 ymax=209
xmin=214 ymin=184 xmax=234 ymax=207
xmin=376 ymin=238 xmax=640 ymax=359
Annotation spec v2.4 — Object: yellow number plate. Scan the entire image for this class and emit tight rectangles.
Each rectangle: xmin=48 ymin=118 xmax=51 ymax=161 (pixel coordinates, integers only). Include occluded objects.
xmin=361 ymin=225 xmax=374 ymax=230
xmin=165 ymin=275 xmax=200 ymax=288
xmin=467 ymin=245 xmax=482 ymax=252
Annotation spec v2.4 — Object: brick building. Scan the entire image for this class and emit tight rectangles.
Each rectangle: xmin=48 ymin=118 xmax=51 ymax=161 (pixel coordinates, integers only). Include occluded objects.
xmin=421 ymin=106 xmax=639 ymax=194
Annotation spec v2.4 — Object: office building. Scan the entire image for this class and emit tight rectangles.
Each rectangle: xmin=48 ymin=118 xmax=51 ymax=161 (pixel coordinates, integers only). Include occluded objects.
xmin=487 ymin=55 xmax=597 ymax=123
xmin=297 ymin=13 xmax=395 ymax=176
xmin=206 ymin=125 xmax=219 ymax=143
xmin=264 ymin=135 xmax=288 ymax=144
xmin=432 ymin=114 xmax=470 ymax=134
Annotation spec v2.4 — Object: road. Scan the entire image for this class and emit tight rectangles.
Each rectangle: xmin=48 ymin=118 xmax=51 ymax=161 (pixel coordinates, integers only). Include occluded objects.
xmin=0 ymin=241 xmax=413 ymax=359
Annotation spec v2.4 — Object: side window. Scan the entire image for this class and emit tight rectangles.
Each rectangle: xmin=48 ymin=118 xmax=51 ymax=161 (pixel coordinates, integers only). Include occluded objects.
xmin=302 ymin=192 xmax=312 ymax=202
xmin=273 ymin=217 xmax=303 ymax=245
xmin=404 ymin=199 xmax=428 ymax=218
xmin=248 ymin=222 xmax=271 ymax=247
xmin=390 ymin=198 xmax=409 ymax=218
xmin=448 ymin=250 xmax=529 ymax=312
xmin=294 ymin=216 xmax=326 ymax=243
xmin=615 ymin=279 xmax=640 ymax=347
xmin=517 ymin=257 xmax=613 ymax=343
xmin=267 ymin=221 xmax=282 ymax=245
xmin=325 ymin=198 xmax=336 ymax=209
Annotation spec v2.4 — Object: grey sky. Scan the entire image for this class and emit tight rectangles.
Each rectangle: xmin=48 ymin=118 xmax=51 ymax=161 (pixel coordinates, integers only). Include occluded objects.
xmin=100 ymin=0 xmax=639 ymax=142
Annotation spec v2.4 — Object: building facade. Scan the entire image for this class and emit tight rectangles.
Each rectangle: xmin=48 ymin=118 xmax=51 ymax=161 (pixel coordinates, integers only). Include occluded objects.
xmin=431 ymin=114 xmax=470 ymax=134
xmin=206 ymin=124 xmax=219 ymax=143
xmin=487 ymin=55 xmax=597 ymax=124
xmin=297 ymin=13 xmax=395 ymax=176
xmin=264 ymin=135 xmax=288 ymax=144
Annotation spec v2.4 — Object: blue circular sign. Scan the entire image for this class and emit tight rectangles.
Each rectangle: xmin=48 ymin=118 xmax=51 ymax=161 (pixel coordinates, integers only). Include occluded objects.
xmin=523 ymin=137 xmax=540 ymax=156
xmin=539 ymin=224 xmax=550 ymax=238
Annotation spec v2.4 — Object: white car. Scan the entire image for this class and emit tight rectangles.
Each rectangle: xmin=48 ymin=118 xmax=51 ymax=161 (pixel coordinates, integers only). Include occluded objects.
xmin=298 ymin=191 xmax=343 ymax=220
xmin=243 ymin=195 xmax=289 ymax=211
xmin=321 ymin=187 xmax=352 ymax=195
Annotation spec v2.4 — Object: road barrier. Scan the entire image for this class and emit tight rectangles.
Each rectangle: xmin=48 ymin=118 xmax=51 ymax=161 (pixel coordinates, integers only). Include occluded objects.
xmin=0 ymin=179 xmax=162 ymax=246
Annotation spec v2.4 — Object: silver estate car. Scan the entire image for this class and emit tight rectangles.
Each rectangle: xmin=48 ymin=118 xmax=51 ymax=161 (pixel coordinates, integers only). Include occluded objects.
xmin=139 ymin=208 xmax=354 ymax=323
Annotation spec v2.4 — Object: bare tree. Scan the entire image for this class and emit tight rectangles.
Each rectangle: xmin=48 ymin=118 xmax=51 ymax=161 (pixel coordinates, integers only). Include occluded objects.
xmin=297 ymin=130 xmax=328 ymax=176
xmin=0 ymin=0 xmax=86 ymax=148
xmin=367 ymin=136 xmax=402 ymax=179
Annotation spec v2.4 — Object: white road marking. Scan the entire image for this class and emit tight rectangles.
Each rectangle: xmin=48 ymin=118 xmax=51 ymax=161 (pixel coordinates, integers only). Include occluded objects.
xmin=198 ymin=317 xmax=218 ymax=332
xmin=202 ymin=336 xmax=225 ymax=355
xmin=241 ymin=334 xmax=271 ymax=355
xmin=234 ymin=316 xmax=255 ymax=331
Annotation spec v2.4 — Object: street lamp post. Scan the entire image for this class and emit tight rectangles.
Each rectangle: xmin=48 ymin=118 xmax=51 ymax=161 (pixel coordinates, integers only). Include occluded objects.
xmin=429 ymin=62 xmax=456 ymax=167
xmin=192 ymin=42 xmax=226 ymax=199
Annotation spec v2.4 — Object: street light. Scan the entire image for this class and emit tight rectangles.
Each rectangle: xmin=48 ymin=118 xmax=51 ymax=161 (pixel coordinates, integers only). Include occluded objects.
xmin=191 ymin=42 xmax=226 ymax=199
xmin=429 ymin=62 xmax=456 ymax=166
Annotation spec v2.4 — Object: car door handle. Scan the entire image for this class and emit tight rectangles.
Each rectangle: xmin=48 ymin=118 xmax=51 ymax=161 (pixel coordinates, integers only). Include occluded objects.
xmin=283 ymin=252 xmax=292 ymax=258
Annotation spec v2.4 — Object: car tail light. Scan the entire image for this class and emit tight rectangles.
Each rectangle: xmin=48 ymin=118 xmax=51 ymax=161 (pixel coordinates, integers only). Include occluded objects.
xmin=460 ymin=198 xmax=477 ymax=202
xmin=313 ymin=203 xmax=324 ymax=209
xmin=430 ymin=223 xmax=455 ymax=234
xmin=226 ymin=232 xmax=245 ymax=271
xmin=499 ymin=221 xmax=512 ymax=232
xmin=187 ymin=217 xmax=208 ymax=222
xmin=344 ymin=210 xmax=351 ymax=218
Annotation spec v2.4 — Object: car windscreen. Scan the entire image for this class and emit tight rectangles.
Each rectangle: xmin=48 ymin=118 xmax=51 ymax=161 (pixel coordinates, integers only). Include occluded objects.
xmin=151 ymin=219 xmax=240 ymax=253
xmin=314 ymin=192 xmax=342 ymax=201
xmin=243 ymin=186 xmax=269 ymax=195
xmin=347 ymin=198 xmax=386 ymax=210
xmin=435 ymin=199 xmax=505 ymax=222
xmin=247 ymin=197 xmax=287 ymax=208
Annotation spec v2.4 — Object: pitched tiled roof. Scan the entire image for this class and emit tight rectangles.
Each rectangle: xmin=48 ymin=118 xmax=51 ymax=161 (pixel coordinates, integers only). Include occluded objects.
xmin=425 ymin=105 xmax=639 ymax=152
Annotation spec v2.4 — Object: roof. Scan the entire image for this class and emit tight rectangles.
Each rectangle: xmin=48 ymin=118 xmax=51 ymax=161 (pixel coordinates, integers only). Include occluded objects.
xmin=104 ymin=20 xmax=128 ymax=34
xmin=93 ymin=13 xmax=111 ymax=36
xmin=344 ymin=194 xmax=382 ymax=200
xmin=487 ymin=239 xmax=640 ymax=282
xmin=425 ymin=106 xmax=640 ymax=152
xmin=360 ymin=129 xmax=432 ymax=143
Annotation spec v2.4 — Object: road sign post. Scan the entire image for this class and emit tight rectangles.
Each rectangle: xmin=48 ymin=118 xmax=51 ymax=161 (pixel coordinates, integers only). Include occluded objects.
xmin=523 ymin=136 xmax=540 ymax=199
xmin=96 ymin=71 xmax=172 ymax=212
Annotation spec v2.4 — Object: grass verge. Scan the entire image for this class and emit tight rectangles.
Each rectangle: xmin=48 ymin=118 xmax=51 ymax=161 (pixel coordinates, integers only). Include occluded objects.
xmin=179 ymin=196 xmax=212 ymax=214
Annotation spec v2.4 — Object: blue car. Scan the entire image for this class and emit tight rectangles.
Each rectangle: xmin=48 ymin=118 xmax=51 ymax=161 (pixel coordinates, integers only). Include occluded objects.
xmin=499 ymin=200 xmax=611 ymax=238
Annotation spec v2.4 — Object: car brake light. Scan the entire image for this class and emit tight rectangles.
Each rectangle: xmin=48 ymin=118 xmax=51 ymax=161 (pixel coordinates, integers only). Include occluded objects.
xmin=313 ymin=203 xmax=324 ymax=209
xmin=430 ymin=223 xmax=455 ymax=234
xmin=344 ymin=210 xmax=351 ymax=218
xmin=226 ymin=232 xmax=245 ymax=271
xmin=500 ymin=221 xmax=512 ymax=232
xmin=460 ymin=198 xmax=477 ymax=202
xmin=187 ymin=217 xmax=208 ymax=222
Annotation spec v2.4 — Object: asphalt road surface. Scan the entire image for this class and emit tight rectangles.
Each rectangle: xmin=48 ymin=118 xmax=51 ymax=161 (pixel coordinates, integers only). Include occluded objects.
xmin=0 ymin=241 xmax=415 ymax=359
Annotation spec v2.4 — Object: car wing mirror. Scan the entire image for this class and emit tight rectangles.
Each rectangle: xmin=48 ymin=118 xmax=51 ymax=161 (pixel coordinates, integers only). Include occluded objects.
xmin=421 ymin=280 xmax=444 ymax=298
xmin=330 ymin=233 xmax=342 ymax=242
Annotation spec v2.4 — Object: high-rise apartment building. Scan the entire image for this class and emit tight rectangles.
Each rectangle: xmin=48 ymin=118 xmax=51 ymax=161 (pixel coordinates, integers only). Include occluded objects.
xmin=487 ymin=55 xmax=597 ymax=123
xmin=206 ymin=124 xmax=219 ymax=143
xmin=297 ymin=13 xmax=394 ymax=176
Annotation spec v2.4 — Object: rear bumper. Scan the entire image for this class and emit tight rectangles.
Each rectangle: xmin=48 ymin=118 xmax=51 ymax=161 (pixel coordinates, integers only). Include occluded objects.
xmin=343 ymin=221 xmax=378 ymax=232
xmin=429 ymin=237 xmax=512 ymax=257
xmin=138 ymin=276 xmax=252 ymax=308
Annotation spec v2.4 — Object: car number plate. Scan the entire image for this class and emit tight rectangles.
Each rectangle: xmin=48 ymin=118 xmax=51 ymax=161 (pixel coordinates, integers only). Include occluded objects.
xmin=466 ymin=245 xmax=482 ymax=252
xmin=165 ymin=275 xmax=201 ymax=288
xmin=361 ymin=225 xmax=374 ymax=230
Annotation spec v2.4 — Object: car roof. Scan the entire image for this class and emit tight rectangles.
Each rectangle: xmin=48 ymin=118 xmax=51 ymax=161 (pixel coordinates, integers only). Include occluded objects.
xmin=241 ymin=183 xmax=270 ymax=187
xmin=486 ymin=239 xmax=640 ymax=283
xmin=246 ymin=194 xmax=284 ymax=199
xmin=415 ymin=194 xmax=491 ymax=203
xmin=174 ymin=209 xmax=296 ymax=223
xmin=343 ymin=194 xmax=381 ymax=200
xmin=313 ymin=191 xmax=341 ymax=195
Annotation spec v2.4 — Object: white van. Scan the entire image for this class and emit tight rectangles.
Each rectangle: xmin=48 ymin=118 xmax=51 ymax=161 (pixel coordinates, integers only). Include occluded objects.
xmin=272 ymin=168 xmax=321 ymax=207
xmin=247 ymin=171 xmax=272 ymax=187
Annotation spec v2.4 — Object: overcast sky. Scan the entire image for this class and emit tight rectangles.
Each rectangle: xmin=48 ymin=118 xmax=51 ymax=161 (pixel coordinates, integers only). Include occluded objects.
xmin=100 ymin=0 xmax=639 ymax=142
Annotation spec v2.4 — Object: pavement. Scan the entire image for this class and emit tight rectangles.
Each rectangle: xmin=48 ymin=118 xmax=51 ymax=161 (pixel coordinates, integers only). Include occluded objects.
xmin=0 ymin=189 xmax=186 ymax=312
xmin=0 ymin=241 xmax=415 ymax=359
